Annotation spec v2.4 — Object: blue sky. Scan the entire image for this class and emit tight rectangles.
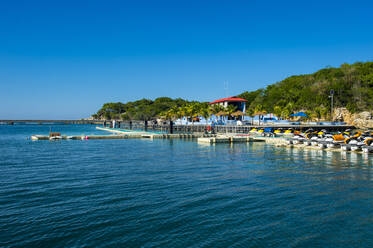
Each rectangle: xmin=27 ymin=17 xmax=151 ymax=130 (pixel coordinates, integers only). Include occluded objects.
xmin=1 ymin=0 xmax=373 ymax=119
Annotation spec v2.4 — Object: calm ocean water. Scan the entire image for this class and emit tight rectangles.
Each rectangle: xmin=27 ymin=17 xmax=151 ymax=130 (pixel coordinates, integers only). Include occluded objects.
xmin=1 ymin=124 xmax=373 ymax=247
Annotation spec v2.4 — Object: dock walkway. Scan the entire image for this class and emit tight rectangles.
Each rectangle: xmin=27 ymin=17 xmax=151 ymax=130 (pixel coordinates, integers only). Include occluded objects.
xmin=30 ymin=126 xmax=373 ymax=156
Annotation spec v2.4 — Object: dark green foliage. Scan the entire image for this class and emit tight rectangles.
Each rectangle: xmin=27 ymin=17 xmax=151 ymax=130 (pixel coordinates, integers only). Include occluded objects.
xmin=243 ymin=61 xmax=373 ymax=115
xmin=237 ymin=89 xmax=263 ymax=105
xmin=94 ymin=97 xmax=191 ymax=120
xmin=94 ymin=61 xmax=373 ymax=120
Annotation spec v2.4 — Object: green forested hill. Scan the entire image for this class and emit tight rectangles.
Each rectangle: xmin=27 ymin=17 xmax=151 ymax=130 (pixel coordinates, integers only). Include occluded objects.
xmin=92 ymin=97 xmax=195 ymax=120
xmin=93 ymin=62 xmax=373 ymax=120
xmin=238 ymin=61 xmax=373 ymax=119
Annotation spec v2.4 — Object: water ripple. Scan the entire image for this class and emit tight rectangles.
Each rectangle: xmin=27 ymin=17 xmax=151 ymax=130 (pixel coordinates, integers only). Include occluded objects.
xmin=1 ymin=125 xmax=373 ymax=247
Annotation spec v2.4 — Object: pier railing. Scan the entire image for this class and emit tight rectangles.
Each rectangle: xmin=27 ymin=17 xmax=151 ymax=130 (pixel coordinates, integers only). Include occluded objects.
xmin=1 ymin=119 xmax=355 ymax=133
xmin=114 ymin=121 xmax=355 ymax=134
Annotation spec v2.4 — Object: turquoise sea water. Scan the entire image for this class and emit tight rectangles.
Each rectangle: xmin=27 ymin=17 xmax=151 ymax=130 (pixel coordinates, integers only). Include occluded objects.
xmin=1 ymin=124 xmax=373 ymax=247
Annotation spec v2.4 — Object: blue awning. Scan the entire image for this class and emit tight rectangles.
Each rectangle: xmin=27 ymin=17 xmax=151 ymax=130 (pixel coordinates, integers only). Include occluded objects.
xmin=290 ymin=112 xmax=308 ymax=118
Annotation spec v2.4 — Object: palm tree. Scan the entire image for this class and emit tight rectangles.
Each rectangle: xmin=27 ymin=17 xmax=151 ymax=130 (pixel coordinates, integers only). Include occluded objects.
xmin=198 ymin=103 xmax=211 ymax=124
xmin=254 ymin=104 xmax=267 ymax=125
xmin=245 ymin=108 xmax=255 ymax=125
xmin=273 ymin=106 xmax=282 ymax=120
xmin=285 ymin=102 xmax=295 ymax=119
xmin=320 ymin=106 xmax=328 ymax=120
xmin=177 ymin=106 xmax=187 ymax=122
xmin=168 ymin=106 xmax=180 ymax=120
xmin=209 ymin=104 xmax=224 ymax=116
xmin=304 ymin=110 xmax=312 ymax=123
xmin=226 ymin=105 xmax=237 ymax=119
xmin=184 ymin=103 xmax=201 ymax=125
xmin=281 ymin=108 xmax=291 ymax=120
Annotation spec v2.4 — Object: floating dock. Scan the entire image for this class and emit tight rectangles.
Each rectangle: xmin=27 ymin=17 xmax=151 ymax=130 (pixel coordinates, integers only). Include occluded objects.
xmin=31 ymin=134 xmax=141 ymax=140
xmin=30 ymin=133 xmax=203 ymax=141
xmin=30 ymin=126 xmax=373 ymax=156
xmin=197 ymin=136 xmax=266 ymax=144
xmin=98 ymin=127 xmax=265 ymax=144
xmin=30 ymin=127 xmax=207 ymax=141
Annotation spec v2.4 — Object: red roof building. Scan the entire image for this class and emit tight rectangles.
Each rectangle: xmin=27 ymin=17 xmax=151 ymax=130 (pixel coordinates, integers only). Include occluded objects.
xmin=209 ymin=96 xmax=247 ymax=113
xmin=209 ymin=97 xmax=248 ymax=104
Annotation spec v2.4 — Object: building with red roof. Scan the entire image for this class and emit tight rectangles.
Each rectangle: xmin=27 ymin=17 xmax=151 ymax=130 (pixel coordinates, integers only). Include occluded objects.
xmin=209 ymin=96 xmax=247 ymax=113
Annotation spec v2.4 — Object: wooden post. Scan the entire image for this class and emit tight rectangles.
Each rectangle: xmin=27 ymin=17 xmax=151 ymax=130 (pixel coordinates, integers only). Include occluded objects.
xmin=144 ymin=120 xmax=148 ymax=131
xmin=169 ymin=120 xmax=173 ymax=134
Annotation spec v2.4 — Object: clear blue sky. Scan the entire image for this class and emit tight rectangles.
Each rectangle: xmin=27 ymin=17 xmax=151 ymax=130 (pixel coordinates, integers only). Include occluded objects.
xmin=1 ymin=0 xmax=373 ymax=119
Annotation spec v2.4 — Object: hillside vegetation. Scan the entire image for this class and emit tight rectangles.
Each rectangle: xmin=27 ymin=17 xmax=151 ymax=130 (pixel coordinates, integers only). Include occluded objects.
xmin=238 ymin=61 xmax=373 ymax=120
xmin=93 ymin=61 xmax=373 ymax=121
xmin=92 ymin=97 xmax=195 ymax=120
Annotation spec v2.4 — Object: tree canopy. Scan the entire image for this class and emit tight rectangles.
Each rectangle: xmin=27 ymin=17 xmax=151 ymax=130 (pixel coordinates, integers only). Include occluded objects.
xmin=93 ymin=97 xmax=194 ymax=120
xmin=237 ymin=61 xmax=373 ymax=118
xmin=93 ymin=61 xmax=373 ymax=121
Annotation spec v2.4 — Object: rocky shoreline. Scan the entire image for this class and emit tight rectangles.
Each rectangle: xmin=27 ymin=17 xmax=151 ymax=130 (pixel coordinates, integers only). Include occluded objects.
xmin=334 ymin=108 xmax=373 ymax=129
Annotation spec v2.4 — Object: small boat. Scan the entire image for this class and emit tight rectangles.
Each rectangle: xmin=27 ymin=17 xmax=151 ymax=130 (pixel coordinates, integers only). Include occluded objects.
xmin=343 ymin=131 xmax=368 ymax=151
xmin=318 ymin=142 xmax=327 ymax=149
xmin=302 ymin=130 xmax=316 ymax=146
xmin=257 ymin=128 xmax=264 ymax=134
xmin=317 ymin=130 xmax=326 ymax=136
xmin=362 ymin=137 xmax=373 ymax=152
xmin=49 ymin=131 xmax=62 ymax=141
xmin=49 ymin=136 xmax=62 ymax=140
xmin=284 ymin=128 xmax=294 ymax=135
xmin=362 ymin=146 xmax=373 ymax=153
xmin=307 ymin=129 xmax=328 ymax=147
xmin=274 ymin=128 xmax=283 ymax=134
xmin=291 ymin=129 xmax=316 ymax=145
xmin=31 ymin=135 xmax=45 ymax=141
xmin=291 ymin=134 xmax=305 ymax=145
xmin=341 ymin=144 xmax=351 ymax=151
xmin=323 ymin=133 xmax=346 ymax=148
xmin=311 ymin=135 xmax=320 ymax=146
xmin=364 ymin=137 xmax=373 ymax=146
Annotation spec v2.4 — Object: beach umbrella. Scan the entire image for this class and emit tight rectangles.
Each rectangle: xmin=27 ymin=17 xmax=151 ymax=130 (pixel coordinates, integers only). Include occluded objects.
xmin=232 ymin=111 xmax=245 ymax=117
xmin=215 ymin=111 xmax=227 ymax=116
xmin=254 ymin=111 xmax=266 ymax=116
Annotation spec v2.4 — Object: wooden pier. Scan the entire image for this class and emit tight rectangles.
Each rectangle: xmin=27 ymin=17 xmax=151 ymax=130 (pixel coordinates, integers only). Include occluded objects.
xmin=0 ymin=120 xmax=104 ymax=125
xmin=2 ymin=119 xmax=355 ymax=133
xmin=117 ymin=122 xmax=356 ymax=134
